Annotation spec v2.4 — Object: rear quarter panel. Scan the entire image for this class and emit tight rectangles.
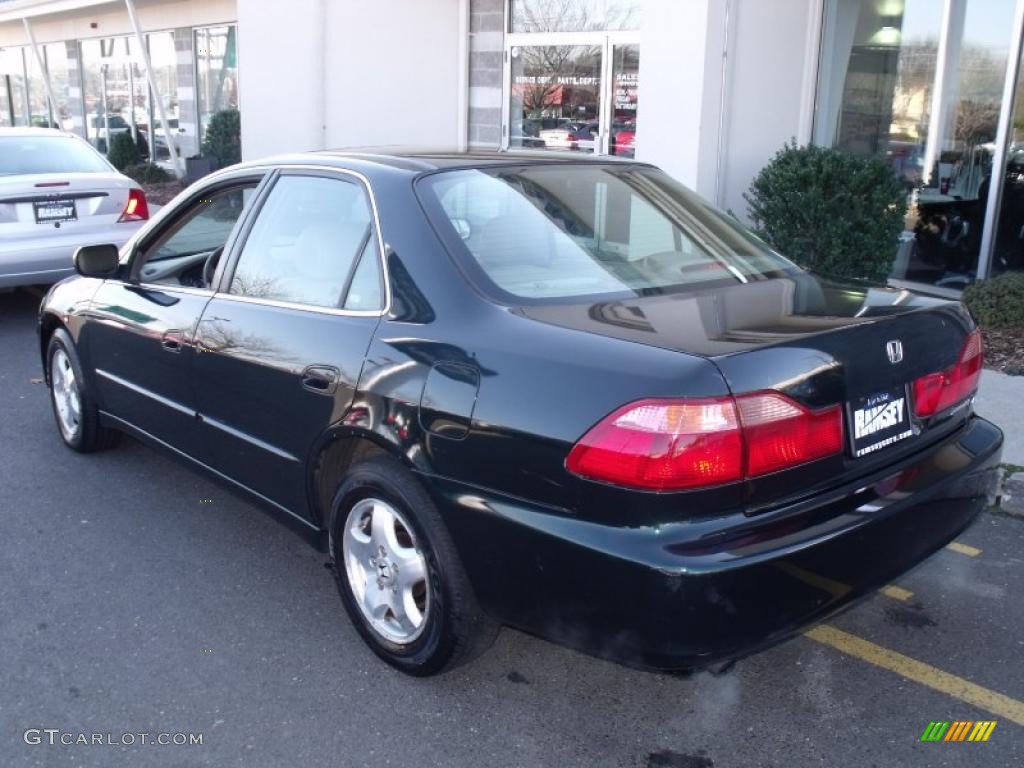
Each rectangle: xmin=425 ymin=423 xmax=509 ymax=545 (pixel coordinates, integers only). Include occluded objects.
xmin=356 ymin=168 xmax=738 ymax=525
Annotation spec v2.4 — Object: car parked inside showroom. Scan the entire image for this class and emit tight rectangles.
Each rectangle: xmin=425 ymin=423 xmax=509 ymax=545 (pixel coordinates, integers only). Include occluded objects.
xmin=1 ymin=127 xmax=150 ymax=288
xmin=38 ymin=149 xmax=1002 ymax=676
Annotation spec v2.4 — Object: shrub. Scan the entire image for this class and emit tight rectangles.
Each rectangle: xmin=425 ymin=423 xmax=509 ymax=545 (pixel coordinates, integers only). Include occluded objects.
xmin=744 ymin=141 xmax=907 ymax=282
xmin=122 ymin=162 xmax=172 ymax=185
xmin=962 ymin=271 xmax=1024 ymax=328
xmin=202 ymin=109 xmax=241 ymax=168
xmin=107 ymin=132 xmax=140 ymax=171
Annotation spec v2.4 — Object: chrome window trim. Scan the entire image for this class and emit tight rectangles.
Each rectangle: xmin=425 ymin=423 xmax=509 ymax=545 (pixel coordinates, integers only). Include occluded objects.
xmin=210 ymin=290 xmax=384 ymax=318
xmin=134 ymin=283 xmax=214 ymax=297
xmin=223 ymin=163 xmax=392 ymax=317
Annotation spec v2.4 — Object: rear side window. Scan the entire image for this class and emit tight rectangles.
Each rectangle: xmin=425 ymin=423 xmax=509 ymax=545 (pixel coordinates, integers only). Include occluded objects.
xmin=0 ymin=136 xmax=111 ymax=176
xmin=228 ymin=175 xmax=383 ymax=310
xmin=417 ymin=165 xmax=797 ymax=304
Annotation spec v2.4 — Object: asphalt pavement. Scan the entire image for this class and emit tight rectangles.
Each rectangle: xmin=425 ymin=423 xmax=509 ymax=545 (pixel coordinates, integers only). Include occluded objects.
xmin=1 ymin=287 xmax=1022 ymax=768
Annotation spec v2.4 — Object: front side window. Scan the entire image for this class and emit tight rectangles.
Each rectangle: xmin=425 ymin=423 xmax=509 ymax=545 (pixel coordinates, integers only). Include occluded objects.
xmin=229 ymin=175 xmax=382 ymax=311
xmin=136 ymin=183 xmax=258 ymax=287
xmin=418 ymin=165 xmax=796 ymax=303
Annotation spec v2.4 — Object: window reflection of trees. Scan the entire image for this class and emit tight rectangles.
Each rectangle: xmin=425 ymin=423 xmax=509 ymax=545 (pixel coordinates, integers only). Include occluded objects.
xmin=512 ymin=0 xmax=640 ymax=33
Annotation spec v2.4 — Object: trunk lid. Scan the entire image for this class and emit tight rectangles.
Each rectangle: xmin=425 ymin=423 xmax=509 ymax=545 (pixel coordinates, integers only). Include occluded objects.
xmin=0 ymin=172 xmax=135 ymax=242
xmin=518 ymin=272 xmax=976 ymax=507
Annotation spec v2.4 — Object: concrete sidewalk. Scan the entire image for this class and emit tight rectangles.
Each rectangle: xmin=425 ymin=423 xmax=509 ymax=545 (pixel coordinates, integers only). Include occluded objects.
xmin=975 ymin=369 xmax=1024 ymax=465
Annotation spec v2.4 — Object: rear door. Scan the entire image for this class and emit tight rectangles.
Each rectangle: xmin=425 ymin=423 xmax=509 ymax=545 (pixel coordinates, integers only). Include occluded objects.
xmin=192 ymin=169 xmax=386 ymax=520
xmin=84 ymin=171 xmax=266 ymax=456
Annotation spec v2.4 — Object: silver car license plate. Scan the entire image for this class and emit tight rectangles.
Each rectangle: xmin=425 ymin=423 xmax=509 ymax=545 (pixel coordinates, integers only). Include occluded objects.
xmin=34 ymin=198 xmax=77 ymax=224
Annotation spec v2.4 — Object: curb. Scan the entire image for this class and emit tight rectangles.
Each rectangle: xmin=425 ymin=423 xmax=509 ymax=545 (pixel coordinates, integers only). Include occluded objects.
xmin=993 ymin=466 xmax=1024 ymax=519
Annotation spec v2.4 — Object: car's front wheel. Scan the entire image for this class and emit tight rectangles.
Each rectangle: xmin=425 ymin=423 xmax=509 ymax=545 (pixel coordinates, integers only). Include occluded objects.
xmin=47 ymin=328 xmax=119 ymax=452
xmin=330 ymin=456 xmax=497 ymax=675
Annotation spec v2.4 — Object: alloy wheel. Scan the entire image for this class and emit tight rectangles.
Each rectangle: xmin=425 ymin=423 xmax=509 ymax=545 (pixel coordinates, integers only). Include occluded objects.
xmin=341 ymin=497 xmax=430 ymax=645
xmin=51 ymin=348 xmax=81 ymax=441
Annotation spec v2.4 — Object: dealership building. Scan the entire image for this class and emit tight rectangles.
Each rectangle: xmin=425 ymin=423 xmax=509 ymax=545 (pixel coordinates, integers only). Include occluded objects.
xmin=3 ymin=0 xmax=1024 ymax=294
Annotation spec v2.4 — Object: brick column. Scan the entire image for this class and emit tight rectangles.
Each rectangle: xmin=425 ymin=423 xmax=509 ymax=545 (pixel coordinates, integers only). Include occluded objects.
xmin=469 ymin=0 xmax=504 ymax=148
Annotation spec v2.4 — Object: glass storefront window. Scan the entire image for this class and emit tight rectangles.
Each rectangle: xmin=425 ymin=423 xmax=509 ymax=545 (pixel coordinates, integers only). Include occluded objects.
xmin=0 ymin=47 xmax=28 ymax=127
xmin=147 ymin=32 xmax=180 ymax=162
xmin=43 ymin=43 xmax=78 ymax=133
xmin=991 ymin=42 xmax=1024 ymax=275
xmin=510 ymin=44 xmax=603 ymax=152
xmin=815 ymin=0 xmax=1018 ymax=290
xmin=611 ymin=44 xmax=639 ymax=157
xmin=511 ymin=1 xmax=641 ymax=33
xmin=195 ymin=25 xmax=239 ymax=144
xmin=505 ymin=6 xmax=640 ymax=158
xmin=80 ymin=33 xmax=179 ymax=163
xmin=24 ymin=46 xmax=53 ymax=127
xmin=81 ymin=37 xmax=150 ymax=157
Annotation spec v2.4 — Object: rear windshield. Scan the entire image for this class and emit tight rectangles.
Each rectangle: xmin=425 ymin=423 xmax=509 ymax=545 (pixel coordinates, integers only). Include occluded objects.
xmin=0 ymin=136 xmax=112 ymax=176
xmin=417 ymin=164 xmax=798 ymax=304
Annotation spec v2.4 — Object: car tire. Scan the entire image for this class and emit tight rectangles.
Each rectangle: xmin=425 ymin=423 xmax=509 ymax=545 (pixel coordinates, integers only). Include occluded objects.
xmin=47 ymin=328 xmax=120 ymax=453
xmin=330 ymin=455 xmax=497 ymax=676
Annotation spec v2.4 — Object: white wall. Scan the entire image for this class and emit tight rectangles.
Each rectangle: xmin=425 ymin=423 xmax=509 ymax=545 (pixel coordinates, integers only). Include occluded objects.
xmin=238 ymin=0 xmax=463 ymax=160
xmin=636 ymin=0 xmax=712 ymax=189
xmin=636 ymin=0 xmax=818 ymax=210
xmin=714 ymin=0 xmax=821 ymax=219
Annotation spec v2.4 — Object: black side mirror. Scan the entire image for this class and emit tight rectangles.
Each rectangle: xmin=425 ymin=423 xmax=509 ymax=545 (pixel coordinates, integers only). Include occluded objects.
xmin=73 ymin=244 xmax=120 ymax=278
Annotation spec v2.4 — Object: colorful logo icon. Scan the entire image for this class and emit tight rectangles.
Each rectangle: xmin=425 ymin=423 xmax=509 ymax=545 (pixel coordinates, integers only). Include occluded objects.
xmin=920 ymin=721 xmax=996 ymax=742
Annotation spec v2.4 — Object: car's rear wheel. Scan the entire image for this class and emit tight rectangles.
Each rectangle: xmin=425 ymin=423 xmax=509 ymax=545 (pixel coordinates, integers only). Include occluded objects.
xmin=47 ymin=328 xmax=119 ymax=452
xmin=330 ymin=455 xmax=497 ymax=675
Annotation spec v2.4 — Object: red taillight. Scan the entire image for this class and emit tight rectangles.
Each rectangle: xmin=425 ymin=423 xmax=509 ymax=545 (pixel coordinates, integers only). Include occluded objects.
xmin=119 ymin=188 xmax=149 ymax=223
xmin=565 ymin=398 xmax=743 ymax=491
xmin=566 ymin=392 xmax=843 ymax=491
xmin=912 ymin=330 xmax=983 ymax=418
xmin=736 ymin=392 xmax=844 ymax=477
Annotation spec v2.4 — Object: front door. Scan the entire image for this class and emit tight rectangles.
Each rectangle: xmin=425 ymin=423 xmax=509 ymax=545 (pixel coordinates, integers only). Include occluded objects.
xmin=85 ymin=172 xmax=264 ymax=455
xmin=505 ymin=35 xmax=640 ymax=157
xmin=192 ymin=170 xmax=386 ymax=521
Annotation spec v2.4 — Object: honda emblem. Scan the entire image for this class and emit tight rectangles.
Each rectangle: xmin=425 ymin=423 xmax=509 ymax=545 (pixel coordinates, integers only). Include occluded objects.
xmin=886 ymin=340 xmax=904 ymax=365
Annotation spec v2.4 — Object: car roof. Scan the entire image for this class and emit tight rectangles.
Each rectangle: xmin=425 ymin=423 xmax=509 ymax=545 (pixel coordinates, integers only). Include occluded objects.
xmin=0 ymin=127 xmax=76 ymax=139
xmin=240 ymin=147 xmax=649 ymax=175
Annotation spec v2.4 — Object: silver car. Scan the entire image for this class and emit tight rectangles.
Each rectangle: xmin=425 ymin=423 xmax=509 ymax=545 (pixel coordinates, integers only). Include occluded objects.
xmin=0 ymin=127 xmax=149 ymax=288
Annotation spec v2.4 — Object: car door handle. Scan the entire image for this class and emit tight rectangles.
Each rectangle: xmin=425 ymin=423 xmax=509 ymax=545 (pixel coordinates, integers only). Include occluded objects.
xmin=161 ymin=329 xmax=184 ymax=353
xmin=301 ymin=365 xmax=340 ymax=395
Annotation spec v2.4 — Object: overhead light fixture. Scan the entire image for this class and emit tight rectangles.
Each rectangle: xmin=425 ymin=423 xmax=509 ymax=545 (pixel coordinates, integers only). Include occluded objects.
xmin=871 ymin=25 xmax=902 ymax=47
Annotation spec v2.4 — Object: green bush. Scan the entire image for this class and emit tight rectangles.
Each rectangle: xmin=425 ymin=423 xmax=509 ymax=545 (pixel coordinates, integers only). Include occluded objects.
xmin=744 ymin=141 xmax=907 ymax=282
xmin=107 ymin=132 xmax=140 ymax=171
xmin=122 ymin=162 xmax=172 ymax=185
xmin=202 ymin=109 xmax=241 ymax=168
xmin=962 ymin=271 xmax=1024 ymax=328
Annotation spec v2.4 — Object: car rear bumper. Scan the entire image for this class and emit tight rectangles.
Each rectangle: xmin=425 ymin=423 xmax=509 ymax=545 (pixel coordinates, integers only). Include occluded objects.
xmin=0 ymin=224 xmax=139 ymax=288
xmin=427 ymin=414 xmax=1003 ymax=671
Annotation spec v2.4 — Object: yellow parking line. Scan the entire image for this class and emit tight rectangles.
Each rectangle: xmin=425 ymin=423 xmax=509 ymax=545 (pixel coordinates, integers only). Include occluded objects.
xmin=805 ymin=625 xmax=1024 ymax=726
xmin=879 ymin=585 xmax=914 ymax=602
xmin=946 ymin=542 xmax=982 ymax=557
xmin=775 ymin=562 xmax=851 ymax=599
